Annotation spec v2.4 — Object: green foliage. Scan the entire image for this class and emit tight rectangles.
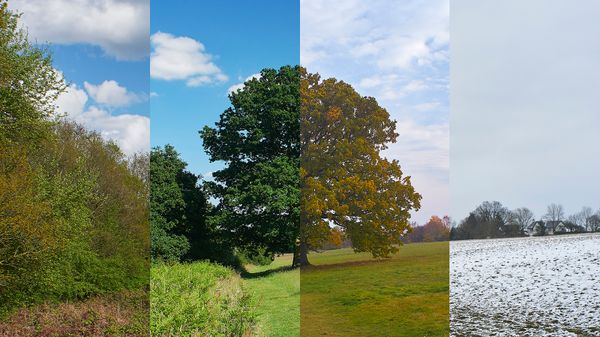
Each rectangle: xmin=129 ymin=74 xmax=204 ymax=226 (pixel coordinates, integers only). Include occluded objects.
xmin=0 ymin=1 xmax=65 ymax=145
xmin=0 ymin=123 xmax=150 ymax=315
xmin=201 ymin=66 xmax=301 ymax=259
xmin=150 ymin=145 xmax=190 ymax=262
xmin=0 ymin=1 xmax=148 ymax=318
xmin=236 ymin=247 xmax=274 ymax=266
xmin=151 ymin=261 xmax=256 ymax=336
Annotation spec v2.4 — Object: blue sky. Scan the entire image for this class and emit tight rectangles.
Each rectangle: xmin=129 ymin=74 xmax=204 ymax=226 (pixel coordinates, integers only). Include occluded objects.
xmin=10 ymin=0 xmax=150 ymax=156
xmin=151 ymin=1 xmax=299 ymax=178
xmin=301 ymin=0 xmax=449 ymax=224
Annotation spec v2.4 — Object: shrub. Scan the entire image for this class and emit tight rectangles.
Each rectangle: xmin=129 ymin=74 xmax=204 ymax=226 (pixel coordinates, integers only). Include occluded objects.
xmin=150 ymin=261 xmax=257 ymax=336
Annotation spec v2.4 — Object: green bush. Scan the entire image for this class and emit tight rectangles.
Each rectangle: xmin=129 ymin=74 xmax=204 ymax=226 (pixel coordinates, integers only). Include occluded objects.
xmin=236 ymin=247 xmax=274 ymax=266
xmin=0 ymin=3 xmax=149 ymax=316
xmin=151 ymin=261 xmax=257 ymax=336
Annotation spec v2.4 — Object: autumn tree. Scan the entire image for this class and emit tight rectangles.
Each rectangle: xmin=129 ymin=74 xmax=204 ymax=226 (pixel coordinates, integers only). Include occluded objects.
xmin=422 ymin=216 xmax=450 ymax=242
xmin=299 ymin=69 xmax=421 ymax=265
xmin=200 ymin=66 xmax=300 ymax=261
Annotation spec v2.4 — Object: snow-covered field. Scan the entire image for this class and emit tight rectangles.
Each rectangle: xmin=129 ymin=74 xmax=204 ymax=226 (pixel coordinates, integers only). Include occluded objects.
xmin=451 ymin=233 xmax=600 ymax=336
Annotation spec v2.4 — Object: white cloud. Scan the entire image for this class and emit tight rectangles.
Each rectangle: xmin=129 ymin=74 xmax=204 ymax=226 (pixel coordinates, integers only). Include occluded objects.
xmin=55 ymin=84 xmax=88 ymax=118
xmin=150 ymin=32 xmax=228 ymax=86
xmin=10 ymin=0 xmax=149 ymax=60
xmin=84 ymin=80 xmax=143 ymax=107
xmin=301 ymin=0 xmax=448 ymax=71
xmin=227 ymin=73 xmax=261 ymax=94
xmin=56 ymin=84 xmax=149 ymax=155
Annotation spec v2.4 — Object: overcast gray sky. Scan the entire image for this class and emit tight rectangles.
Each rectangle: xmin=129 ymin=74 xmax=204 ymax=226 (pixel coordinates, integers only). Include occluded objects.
xmin=451 ymin=0 xmax=600 ymax=221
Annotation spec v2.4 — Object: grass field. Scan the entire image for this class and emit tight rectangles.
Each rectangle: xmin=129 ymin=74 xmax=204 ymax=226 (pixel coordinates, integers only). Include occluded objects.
xmin=149 ymin=242 xmax=445 ymax=337
xmin=243 ymin=254 xmax=300 ymax=337
xmin=301 ymin=241 xmax=449 ymax=337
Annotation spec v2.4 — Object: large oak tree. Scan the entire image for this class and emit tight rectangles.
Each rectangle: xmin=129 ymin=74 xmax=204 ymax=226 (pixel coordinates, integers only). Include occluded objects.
xmin=299 ymin=69 xmax=421 ymax=265
xmin=200 ymin=66 xmax=421 ymax=267
xmin=201 ymin=66 xmax=301 ymax=260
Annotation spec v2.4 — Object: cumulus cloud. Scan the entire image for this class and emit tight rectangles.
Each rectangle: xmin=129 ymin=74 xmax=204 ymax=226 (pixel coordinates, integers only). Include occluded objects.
xmin=56 ymin=84 xmax=149 ymax=155
xmin=84 ymin=80 xmax=144 ymax=107
xmin=9 ymin=0 xmax=149 ymax=60
xmin=150 ymin=32 xmax=228 ymax=86
xmin=227 ymin=73 xmax=261 ymax=94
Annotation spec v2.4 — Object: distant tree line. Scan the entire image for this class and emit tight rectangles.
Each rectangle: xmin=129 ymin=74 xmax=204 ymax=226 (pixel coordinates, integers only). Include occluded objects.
xmin=1 ymin=4 xmax=149 ymax=315
xmin=403 ymin=216 xmax=451 ymax=243
xmin=450 ymin=201 xmax=600 ymax=240
xmin=316 ymin=215 xmax=450 ymax=251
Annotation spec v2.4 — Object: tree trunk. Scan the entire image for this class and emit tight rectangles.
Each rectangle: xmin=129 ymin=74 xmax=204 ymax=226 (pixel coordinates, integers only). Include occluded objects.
xmin=293 ymin=239 xmax=310 ymax=267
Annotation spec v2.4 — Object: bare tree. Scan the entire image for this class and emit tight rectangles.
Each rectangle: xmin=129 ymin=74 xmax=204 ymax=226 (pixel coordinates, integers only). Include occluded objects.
xmin=544 ymin=203 xmax=564 ymax=232
xmin=590 ymin=210 xmax=600 ymax=232
xmin=580 ymin=207 xmax=593 ymax=232
xmin=511 ymin=207 xmax=535 ymax=234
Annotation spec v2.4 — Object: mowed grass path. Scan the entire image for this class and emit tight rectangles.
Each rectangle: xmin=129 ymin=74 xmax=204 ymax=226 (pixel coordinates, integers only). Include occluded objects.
xmin=243 ymin=254 xmax=300 ymax=337
xmin=301 ymin=242 xmax=449 ymax=337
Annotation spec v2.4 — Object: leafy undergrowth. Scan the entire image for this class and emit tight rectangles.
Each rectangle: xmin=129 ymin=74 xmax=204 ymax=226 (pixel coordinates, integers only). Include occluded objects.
xmin=301 ymin=241 xmax=450 ymax=337
xmin=150 ymin=261 xmax=256 ymax=336
xmin=242 ymin=254 xmax=300 ymax=337
xmin=0 ymin=288 xmax=149 ymax=337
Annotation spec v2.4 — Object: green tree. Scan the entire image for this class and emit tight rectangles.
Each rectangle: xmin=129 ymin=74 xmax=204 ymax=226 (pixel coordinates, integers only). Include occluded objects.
xmin=150 ymin=145 xmax=192 ymax=262
xmin=299 ymin=69 xmax=421 ymax=265
xmin=0 ymin=0 xmax=65 ymax=145
xmin=201 ymin=66 xmax=300 ymax=262
xmin=0 ymin=3 xmax=148 ymax=314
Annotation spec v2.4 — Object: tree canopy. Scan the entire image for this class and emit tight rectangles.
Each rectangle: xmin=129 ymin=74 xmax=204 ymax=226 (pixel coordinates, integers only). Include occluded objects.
xmin=299 ymin=69 xmax=422 ymax=264
xmin=0 ymin=3 xmax=148 ymax=314
xmin=0 ymin=0 xmax=65 ymax=145
xmin=200 ymin=66 xmax=301 ymax=260
xmin=198 ymin=66 xmax=421 ymax=267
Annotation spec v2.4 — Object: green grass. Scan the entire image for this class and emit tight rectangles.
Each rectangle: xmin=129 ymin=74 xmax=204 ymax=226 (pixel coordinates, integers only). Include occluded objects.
xmin=149 ymin=243 xmax=445 ymax=337
xmin=242 ymin=254 xmax=300 ymax=337
xmin=151 ymin=261 xmax=256 ymax=336
xmin=301 ymin=241 xmax=449 ymax=337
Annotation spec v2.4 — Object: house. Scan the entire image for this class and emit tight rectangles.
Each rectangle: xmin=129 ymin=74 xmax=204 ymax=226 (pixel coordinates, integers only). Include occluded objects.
xmin=526 ymin=220 xmax=583 ymax=236
xmin=526 ymin=221 xmax=547 ymax=236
